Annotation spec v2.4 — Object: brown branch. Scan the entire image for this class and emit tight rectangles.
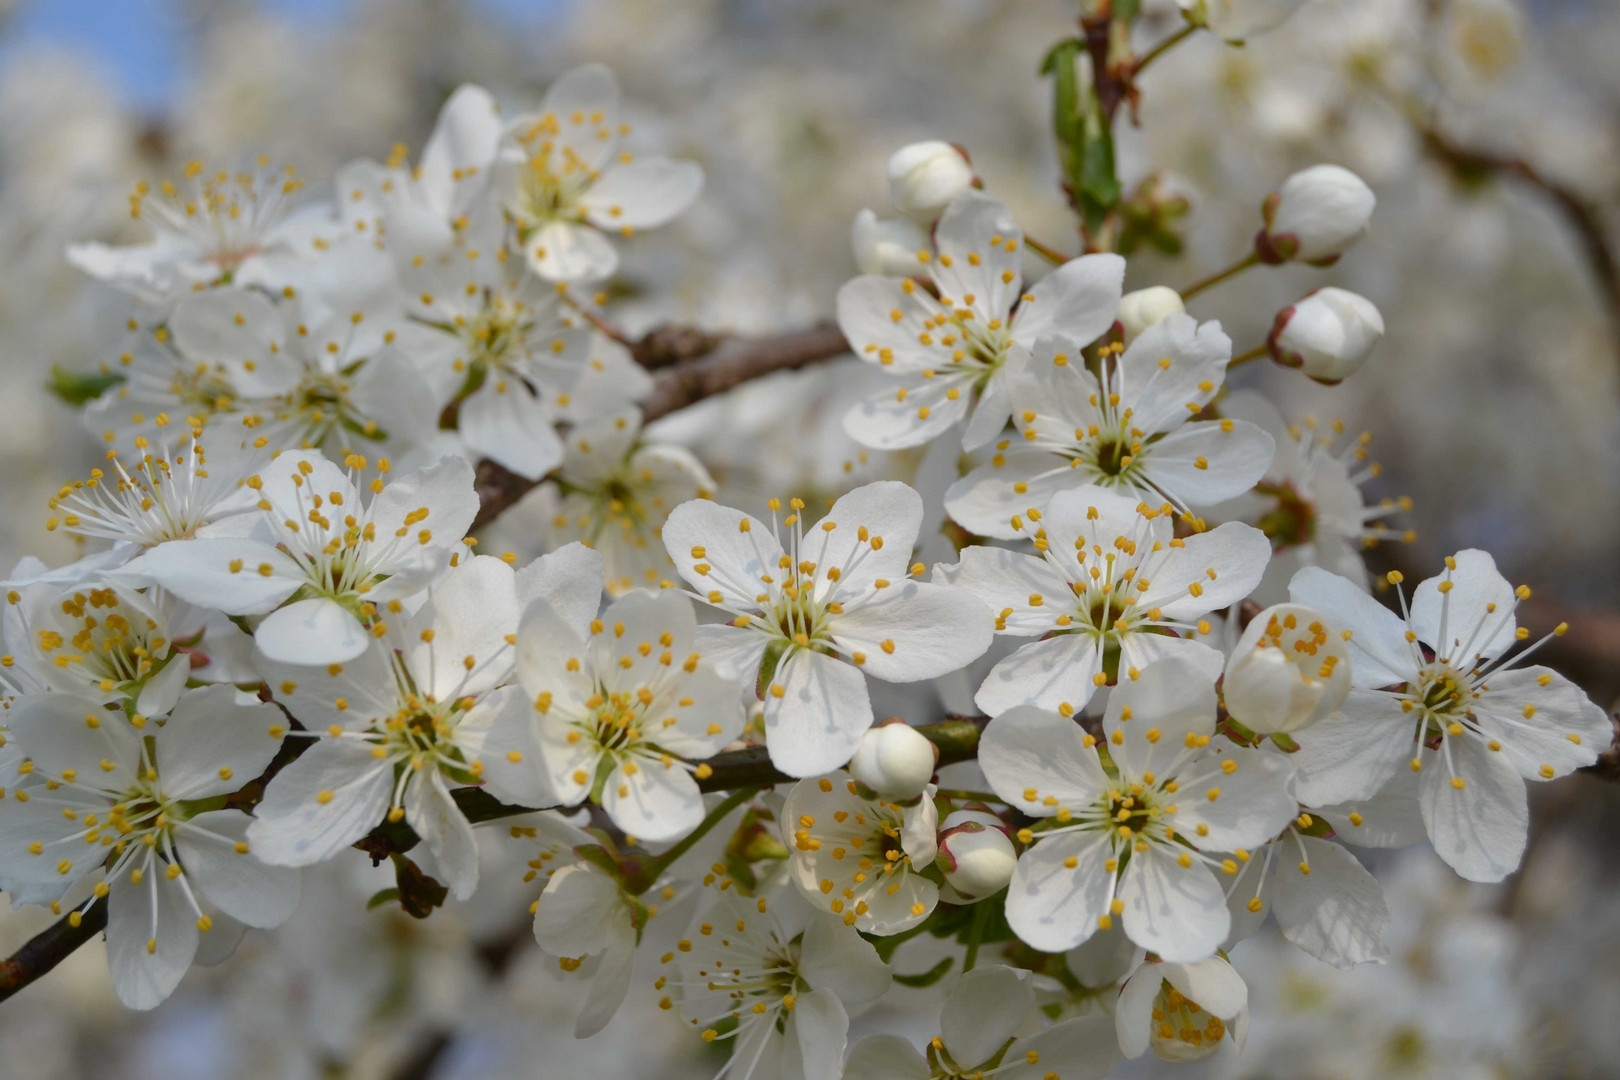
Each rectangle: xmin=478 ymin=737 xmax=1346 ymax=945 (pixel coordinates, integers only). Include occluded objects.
xmin=0 ymin=899 xmax=107 ymax=1004
xmin=1406 ymin=119 xmax=1620 ymax=350
xmin=472 ymin=321 xmax=849 ymax=529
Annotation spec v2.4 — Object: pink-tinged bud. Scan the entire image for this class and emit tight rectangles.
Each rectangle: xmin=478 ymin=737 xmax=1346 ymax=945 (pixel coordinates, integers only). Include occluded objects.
xmin=935 ymin=809 xmax=1016 ymax=899
xmin=1223 ymin=602 xmax=1351 ymax=734
xmin=1257 ymin=165 xmax=1375 ymax=265
xmin=1267 ymin=287 xmax=1384 ymax=384
xmin=852 ymin=209 xmax=929 ymax=277
xmin=886 ymin=141 xmax=974 ymax=223
xmin=1180 ymin=0 xmax=1308 ymax=42
xmin=1118 ymin=286 xmax=1185 ymax=341
xmin=848 ymin=720 xmax=937 ymax=799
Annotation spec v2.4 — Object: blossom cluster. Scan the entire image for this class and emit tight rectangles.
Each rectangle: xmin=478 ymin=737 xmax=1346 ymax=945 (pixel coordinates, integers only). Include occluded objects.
xmin=0 ymin=8 xmax=1612 ymax=1078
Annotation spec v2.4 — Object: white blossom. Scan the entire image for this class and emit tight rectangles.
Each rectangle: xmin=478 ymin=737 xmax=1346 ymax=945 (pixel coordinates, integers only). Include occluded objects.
xmin=885 ymin=140 xmax=974 ymax=223
xmin=782 ymin=771 xmax=940 ymax=933
xmin=0 ymin=685 xmax=299 ymax=1008
xmin=1115 ymin=954 xmax=1249 ymax=1061
xmin=1258 ymin=164 xmax=1376 ymax=265
xmin=497 ymin=64 xmax=704 ymax=282
xmin=939 ymin=485 xmax=1270 ymax=717
xmin=138 ymin=450 xmax=477 ymax=665
xmin=1286 ymin=552 xmax=1611 ymax=881
xmin=944 ymin=323 xmax=1274 ymax=538
xmin=838 ymin=191 xmax=1125 ymax=450
xmin=1222 ymin=602 xmax=1351 ymax=735
xmin=979 ymin=660 xmax=1297 ymax=960
xmin=663 ymin=481 xmax=992 ymax=776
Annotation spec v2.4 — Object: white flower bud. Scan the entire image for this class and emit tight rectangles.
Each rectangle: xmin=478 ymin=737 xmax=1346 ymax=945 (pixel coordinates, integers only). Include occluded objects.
xmin=1117 ymin=956 xmax=1248 ymax=1062
xmin=1258 ymin=164 xmax=1375 ymax=264
xmin=848 ymin=720 xmax=937 ymax=799
xmin=886 ymin=141 xmax=974 ymax=223
xmin=935 ymin=809 xmax=1016 ymax=900
xmin=1267 ymin=287 xmax=1384 ymax=384
xmin=851 ymin=209 xmax=928 ymax=277
xmin=1118 ymin=286 xmax=1185 ymax=341
xmin=1180 ymin=0 xmax=1308 ymax=42
xmin=1223 ymin=603 xmax=1351 ymax=735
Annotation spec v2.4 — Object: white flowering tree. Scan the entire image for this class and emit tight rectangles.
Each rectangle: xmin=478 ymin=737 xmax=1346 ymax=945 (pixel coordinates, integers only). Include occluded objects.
xmin=2 ymin=3 xmax=1618 ymax=1078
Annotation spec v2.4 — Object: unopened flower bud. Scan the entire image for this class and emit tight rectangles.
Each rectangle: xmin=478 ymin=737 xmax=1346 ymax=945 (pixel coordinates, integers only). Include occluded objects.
xmin=852 ymin=209 xmax=928 ymax=277
xmin=886 ymin=141 xmax=974 ymax=223
xmin=1256 ymin=164 xmax=1375 ymax=265
xmin=935 ymin=809 xmax=1016 ymax=900
xmin=1181 ymin=0 xmax=1308 ymax=42
xmin=1118 ymin=286 xmax=1185 ymax=341
xmin=1223 ymin=603 xmax=1350 ymax=734
xmin=848 ymin=720 xmax=937 ymax=799
xmin=1267 ymin=287 xmax=1383 ymax=384
xmin=1117 ymin=956 xmax=1248 ymax=1062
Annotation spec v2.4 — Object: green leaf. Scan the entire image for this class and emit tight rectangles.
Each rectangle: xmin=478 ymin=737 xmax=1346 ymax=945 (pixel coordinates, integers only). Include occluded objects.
xmin=893 ymin=956 xmax=955 ymax=988
xmin=365 ymin=887 xmax=401 ymax=911
xmin=48 ymin=365 xmax=125 ymax=406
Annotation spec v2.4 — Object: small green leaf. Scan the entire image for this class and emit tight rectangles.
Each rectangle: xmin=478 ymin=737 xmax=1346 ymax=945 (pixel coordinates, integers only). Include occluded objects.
xmin=48 ymin=365 xmax=125 ymax=406
xmin=893 ymin=956 xmax=955 ymax=988
xmin=365 ymin=887 xmax=401 ymax=911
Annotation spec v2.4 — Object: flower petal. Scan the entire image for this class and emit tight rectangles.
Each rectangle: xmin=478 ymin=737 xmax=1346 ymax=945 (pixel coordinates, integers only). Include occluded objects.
xmin=1420 ymin=730 xmax=1527 ymax=882
xmin=247 ymin=738 xmax=394 ymax=867
xmin=155 ymin=685 xmax=287 ymax=800
xmin=1011 ymin=254 xmax=1124 ymax=350
xmin=763 ymin=648 xmax=871 ymax=777
xmin=175 ymin=809 xmax=301 ymax=928
xmin=1118 ymin=845 xmax=1229 ymax=963
xmin=581 ymin=158 xmax=703 ymax=229
xmin=980 ymin=705 xmax=1110 ymax=815
xmin=1005 ymin=828 xmax=1115 ymax=952
xmin=255 ymin=598 xmax=372 ymax=666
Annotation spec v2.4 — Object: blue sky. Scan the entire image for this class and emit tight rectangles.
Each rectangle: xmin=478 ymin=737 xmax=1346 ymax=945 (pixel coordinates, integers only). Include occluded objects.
xmin=2 ymin=0 xmax=552 ymax=110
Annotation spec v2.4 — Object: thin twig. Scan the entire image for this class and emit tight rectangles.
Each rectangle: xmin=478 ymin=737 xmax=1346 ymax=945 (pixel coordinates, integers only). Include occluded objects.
xmin=0 ymin=899 xmax=107 ymax=1004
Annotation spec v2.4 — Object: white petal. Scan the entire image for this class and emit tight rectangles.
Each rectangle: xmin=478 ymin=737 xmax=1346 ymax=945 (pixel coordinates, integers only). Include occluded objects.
xmin=933 ymin=192 xmax=1021 ymax=318
xmin=1410 ymin=548 xmax=1517 ymax=661
xmin=829 ymin=580 xmax=992 ymax=683
xmin=255 ymin=598 xmax=372 ymax=666
xmin=601 ymin=756 xmax=704 ymax=842
xmin=247 ymin=738 xmax=394 ymax=867
xmin=1116 ymin=314 xmax=1230 ymax=434
xmin=581 ymin=158 xmax=703 ymax=229
xmin=975 ymin=634 xmax=1104 ymax=718
xmin=1168 ymin=745 xmax=1297 ymax=852
xmin=1103 ymin=659 xmax=1219 ymax=781
xmin=106 ymin=863 xmax=198 ymax=1009
xmin=459 ymin=377 xmax=564 ymax=481
xmin=843 ymin=1036 xmax=929 ymax=1080
xmin=1288 ymin=566 xmax=1413 ymax=688
xmin=134 ymin=656 xmax=190 ymax=719
xmin=456 ymin=685 xmax=553 ymax=807
xmin=403 ymin=554 xmax=519 ymax=700
xmin=941 ymin=965 xmax=1036 ymax=1066
xmin=979 ymin=705 xmax=1110 ymax=815
xmin=1005 ymin=829 xmax=1115 ymax=952
xmin=693 ymin=622 xmax=770 ymax=683
xmin=369 ymin=454 xmax=479 ymax=560
xmin=936 ymin=545 xmax=1071 ymax=638
xmin=785 ymin=987 xmax=850 ymax=1080
xmin=813 ymin=481 xmax=923 ymax=592
xmin=842 ymin=379 xmax=971 ymax=450
xmin=534 ymin=64 xmax=621 ymax=174
xmin=999 ymin=1015 xmax=1122 ymax=1080
xmin=1012 ymin=254 xmax=1124 ymax=350
xmin=155 ymin=685 xmax=286 ymax=800
xmin=1161 ymin=955 xmax=1248 ymax=1018
xmin=169 ymin=288 xmax=293 ymax=396
xmin=574 ymin=936 xmax=635 ymax=1038
xmin=763 ymin=649 xmax=871 ymax=777
xmin=1139 ymin=521 xmax=1272 ymax=619
xmin=944 ymin=450 xmax=1073 ymax=540
xmin=1420 ymin=732 xmax=1527 ymax=882
xmin=1289 ymin=691 xmax=1414 ymax=806
xmin=139 ymin=539 xmax=304 ymax=615
xmin=533 ymin=862 xmax=627 ymax=956
xmin=1114 ymin=964 xmax=1162 ymax=1058
xmin=1271 ymin=835 xmax=1389 ymax=968
xmin=1315 ymin=767 xmax=1427 ymax=849
xmin=662 ymin=498 xmax=785 ymax=609
xmin=1471 ymin=666 xmax=1610 ymax=780
xmin=1118 ymin=845 xmax=1229 ymax=963
xmin=8 ymin=691 xmax=142 ymax=789
xmin=527 ymin=220 xmax=618 ymax=282
xmin=835 ymin=275 xmax=944 ymax=376
xmin=405 ymin=768 xmax=480 ymax=901
xmin=1142 ymin=420 xmax=1275 ymax=505
xmin=416 ymin=84 xmax=502 ymax=219
xmin=175 ymin=810 xmax=301 ymax=928
xmin=798 ymin=912 xmax=891 ymax=1004
xmin=515 ymin=541 xmax=604 ymax=633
